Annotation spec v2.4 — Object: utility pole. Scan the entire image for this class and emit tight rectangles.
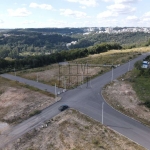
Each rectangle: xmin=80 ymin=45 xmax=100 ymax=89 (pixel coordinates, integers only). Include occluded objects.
xmin=82 ymin=72 xmax=84 ymax=85
xmin=55 ymin=83 xmax=57 ymax=98
xmin=37 ymin=73 xmax=38 ymax=82
xmin=111 ymin=67 xmax=113 ymax=82
xmin=64 ymin=77 xmax=66 ymax=90
xmin=86 ymin=76 xmax=89 ymax=88
xmin=77 ymin=62 xmax=78 ymax=86
xmin=80 ymin=72 xmax=83 ymax=88
xmin=69 ymin=63 xmax=71 ymax=87
xmin=62 ymin=66 xmax=64 ymax=88
xmin=87 ymin=61 xmax=88 ymax=74
xmin=102 ymin=102 xmax=104 ymax=124
xmin=89 ymin=75 xmax=92 ymax=88
xmin=59 ymin=64 xmax=60 ymax=86
xmin=14 ymin=68 xmax=16 ymax=76
xmin=128 ymin=60 xmax=130 ymax=71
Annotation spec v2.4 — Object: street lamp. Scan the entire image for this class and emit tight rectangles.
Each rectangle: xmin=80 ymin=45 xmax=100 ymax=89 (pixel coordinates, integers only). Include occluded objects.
xmin=111 ymin=66 xmax=114 ymax=82
xmin=14 ymin=68 xmax=16 ymax=76
xmin=37 ymin=73 xmax=38 ymax=82
xmin=102 ymin=102 xmax=104 ymax=124
xmin=128 ymin=60 xmax=131 ymax=71
xmin=55 ymin=83 xmax=57 ymax=98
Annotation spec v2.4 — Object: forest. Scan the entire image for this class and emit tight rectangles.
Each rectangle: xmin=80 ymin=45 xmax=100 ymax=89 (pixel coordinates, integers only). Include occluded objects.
xmin=0 ymin=28 xmax=150 ymax=60
xmin=0 ymin=43 xmax=121 ymax=73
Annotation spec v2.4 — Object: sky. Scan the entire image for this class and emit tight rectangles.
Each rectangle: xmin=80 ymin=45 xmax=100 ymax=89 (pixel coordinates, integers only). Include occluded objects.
xmin=0 ymin=0 xmax=150 ymax=28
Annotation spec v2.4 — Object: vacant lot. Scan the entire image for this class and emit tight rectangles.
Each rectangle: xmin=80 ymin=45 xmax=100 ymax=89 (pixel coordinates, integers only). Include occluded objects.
xmin=102 ymin=70 xmax=150 ymax=126
xmin=0 ymin=76 xmax=55 ymax=130
xmin=4 ymin=109 xmax=145 ymax=150
xmin=14 ymin=47 xmax=150 ymax=89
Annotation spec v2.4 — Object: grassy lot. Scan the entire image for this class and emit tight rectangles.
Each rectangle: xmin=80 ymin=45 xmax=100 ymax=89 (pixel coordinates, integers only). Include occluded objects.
xmin=131 ymin=69 xmax=150 ymax=107
xmin=102 ymin=67 xmax=150 ymax=126
xmin=12 ymin=47 xmax=150 ymax=89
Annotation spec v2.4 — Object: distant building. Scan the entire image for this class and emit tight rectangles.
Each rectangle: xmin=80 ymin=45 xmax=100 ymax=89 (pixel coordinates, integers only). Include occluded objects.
xmin=105 ymin=27 xmax=113 ymax=34
xmin=83 ymin=32 xmax=90 ymax=35
xmin=66 ymin=41 xmax=77 ymax=48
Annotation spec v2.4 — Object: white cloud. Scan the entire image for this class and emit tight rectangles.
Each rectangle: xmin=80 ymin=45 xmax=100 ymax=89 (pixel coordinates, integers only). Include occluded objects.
xmin=126 ymin=15 xmax=138 ymax=21
xmin=29 ymin=3 xmax=53 ymax=10
xmin=99 ymin=0 xmax=137 ymax=20
xmin=0 ymin=19 xmax=4 ymax=23
xmin=115 ymin=0 xmax=140 ymax=3
xmin=7 ymin=8 xmax=31 ymax=17
xmin=22 ymin=20 xmax=36 ymax=24
xmin=80 ymin=6 xmax=86 ymax=9
xmin=143 ymin=11 xmax=150 ymax=18
xmin=142 ymin=18 xmax=150 ymax=22
xmin=37 ymin=19 xmax=78 ymax=28
xmin=97 ymin=10 xmax=118 ymax=18
xmin=22 ymin=4 xmax=27 ymax=6
xmin=60 ymin=9 xmax=87 ymax=18
xmin=97 ymin=18 xmax=119 ymax=26
xmin=102 ymin=0 xmax=140 ymax=3
xmin=66 ymin=0 xmax=98 ymax=7
xmin=126 ymin=15 xmax=138 ymax=19
xmin=123 ymin=12 xmax=150 ymax=27
xmin=140 ymin=11 xmax=150 ymax=24
xmin=102 ymin=0 xmax=112 ymax=2
xmin=107 ymin=3 xmax=136 ymax=14
xmin=47 ymin=19 xmax=68 ymax=27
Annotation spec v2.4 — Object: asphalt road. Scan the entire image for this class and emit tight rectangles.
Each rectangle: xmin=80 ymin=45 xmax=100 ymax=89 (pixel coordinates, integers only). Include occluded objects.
xmin=0 ymin=74 xmax=63 ymax=95
xmin=0 ymin=53 xmax=150 ymax=149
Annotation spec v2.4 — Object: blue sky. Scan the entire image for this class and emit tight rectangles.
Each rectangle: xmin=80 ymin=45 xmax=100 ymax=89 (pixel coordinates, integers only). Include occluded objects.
xmin=0 ymin=0 xmax=150 ymax=28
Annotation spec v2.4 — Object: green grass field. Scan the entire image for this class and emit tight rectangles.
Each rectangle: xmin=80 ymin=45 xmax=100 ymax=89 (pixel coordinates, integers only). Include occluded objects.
xmin=131 ymin=70 xmax=150 ymax=107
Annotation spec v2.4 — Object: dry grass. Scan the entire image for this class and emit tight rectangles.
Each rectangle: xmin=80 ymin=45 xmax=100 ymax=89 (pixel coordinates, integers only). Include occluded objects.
xmin=0 ymin=77 xmax=55 ymax=125
xmin=4 ymin=109 xmax=146 ymax=150
xmin=13 ymin=47 xmax=150 ymax=89
xmin=102 ymin=70 xmax=150 ymax=126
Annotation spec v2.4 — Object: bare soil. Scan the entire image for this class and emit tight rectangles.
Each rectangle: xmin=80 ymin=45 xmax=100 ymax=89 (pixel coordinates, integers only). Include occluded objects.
xmin=0 ymin=84 xmax=55 ymax=127
xmin=102 ymin=78 xmax=150 ymax=126
xmin=17 ymin=64 xmax=105 ymax=88
xmin=3 ymin=109 xmax=145 ymax=150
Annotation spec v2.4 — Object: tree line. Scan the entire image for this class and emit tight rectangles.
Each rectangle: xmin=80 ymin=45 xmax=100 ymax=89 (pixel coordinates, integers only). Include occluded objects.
xmin=0 ymin=43 xmax=121 ymax=73
xmin=0 ymin=32 xmax=76 ymax=59
xmin=71 ymin=32 xmax=150 ymax=49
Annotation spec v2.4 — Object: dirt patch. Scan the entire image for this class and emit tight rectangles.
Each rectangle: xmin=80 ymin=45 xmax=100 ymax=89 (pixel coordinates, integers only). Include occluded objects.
xmin=102 ymin=80 xmax=150 ymax=126
xmin=18 ymin=64 xmax=105 ymax=89
xmin=0 ymin=122 xmax=10 ymax=134
xmin=0 ymin=86 xmax=55 ymax=125
xmin=4 ymin=109 xmax=145 ymax=150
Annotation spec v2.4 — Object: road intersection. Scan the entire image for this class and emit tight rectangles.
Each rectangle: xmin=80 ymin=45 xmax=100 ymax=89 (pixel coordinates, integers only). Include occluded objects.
xmin=0 ymin=53 xmax=150 ymax=149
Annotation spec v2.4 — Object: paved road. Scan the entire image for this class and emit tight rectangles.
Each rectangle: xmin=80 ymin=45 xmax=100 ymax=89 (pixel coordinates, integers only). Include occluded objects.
xmin=0 ymin=74 xmax=63 ymax=95
xmin=0 ymin=53 xmax=150 ymax=149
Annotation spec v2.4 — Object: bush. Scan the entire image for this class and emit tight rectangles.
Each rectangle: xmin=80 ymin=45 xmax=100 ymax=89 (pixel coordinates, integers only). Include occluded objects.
xmin=134 ymin=60 xmax=142 ymax=70
xmin=29 ymin=110 xmax=41 ymax=117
